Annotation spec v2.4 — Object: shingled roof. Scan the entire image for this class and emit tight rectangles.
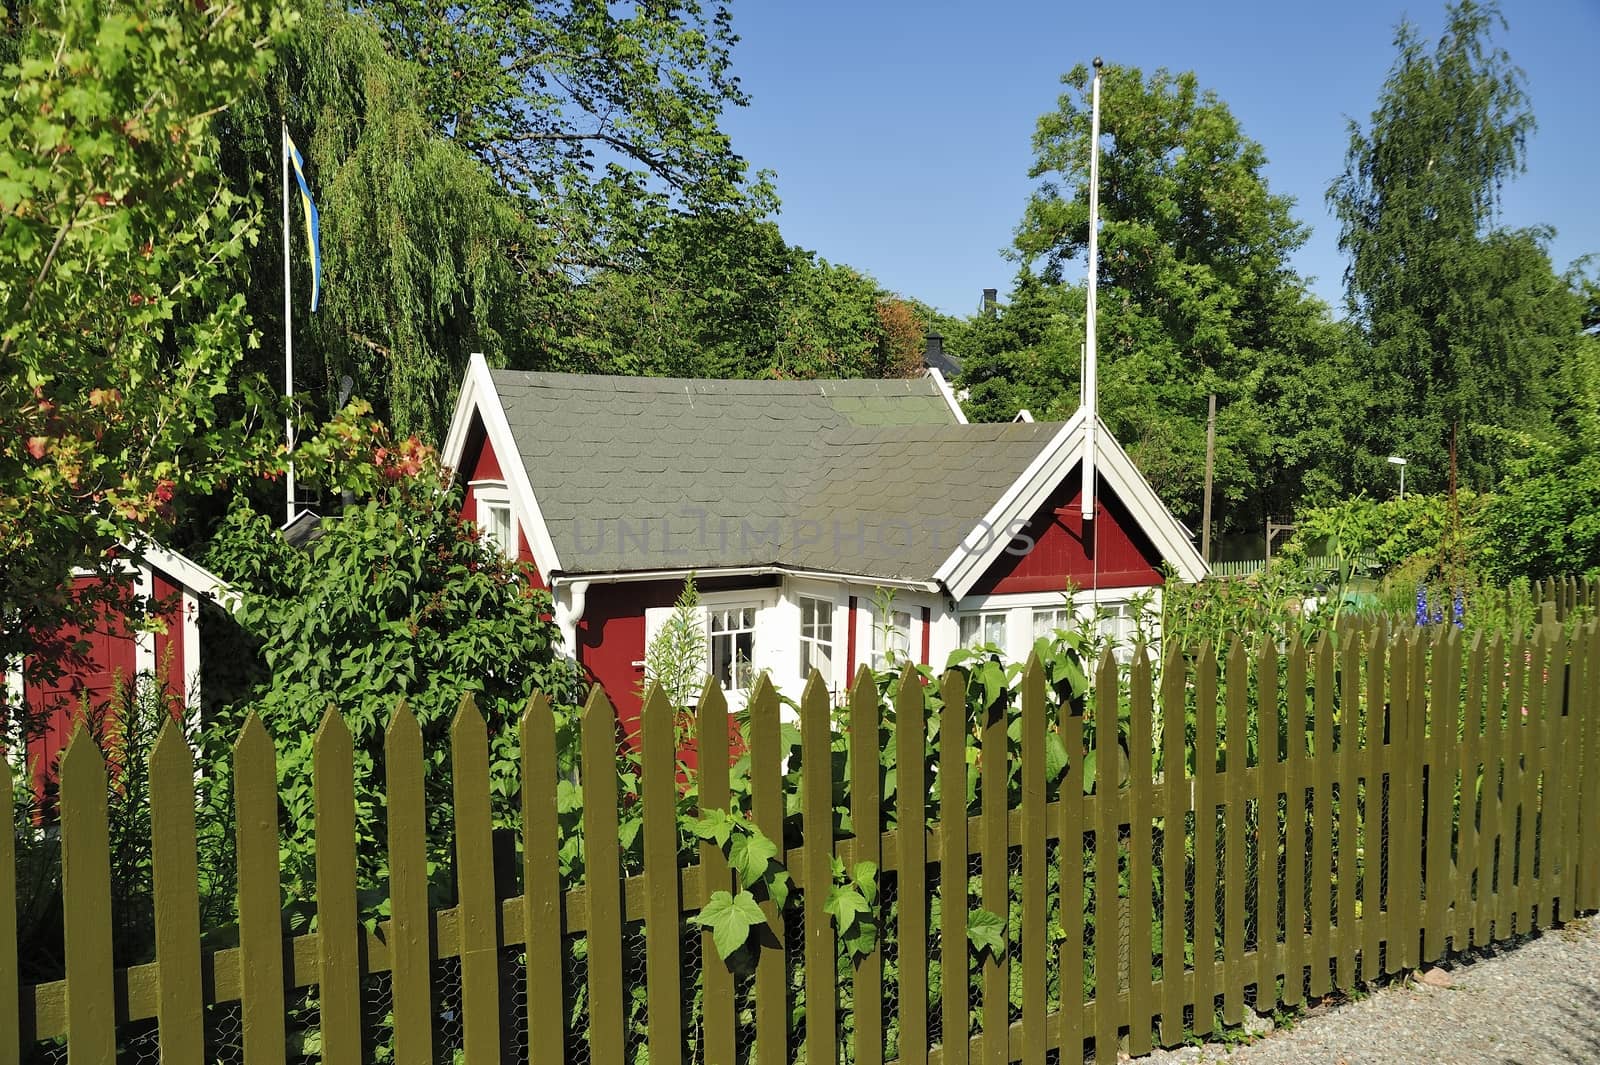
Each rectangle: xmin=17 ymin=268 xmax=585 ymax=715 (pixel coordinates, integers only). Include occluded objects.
xmin=486 ymin=369 xmax=1057 ymax=580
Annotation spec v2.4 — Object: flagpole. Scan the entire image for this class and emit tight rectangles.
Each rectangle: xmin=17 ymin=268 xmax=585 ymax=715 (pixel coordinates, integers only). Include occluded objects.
xmin=282 ymin=118 xmax=295 ymax=526
xmin=1081 ymin=56 xmax=1103 ymax=524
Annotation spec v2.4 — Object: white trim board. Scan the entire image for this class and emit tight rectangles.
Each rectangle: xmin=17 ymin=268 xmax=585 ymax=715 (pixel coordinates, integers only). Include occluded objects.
xmin=441 ymin=352 xmax=562 ymax=583
xmin=932 ymin=411 xmax=1207 ymax=599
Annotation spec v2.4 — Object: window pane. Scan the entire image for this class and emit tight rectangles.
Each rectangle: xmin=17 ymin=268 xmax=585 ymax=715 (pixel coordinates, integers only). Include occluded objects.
xmin=712 ymin=633 xmax=733 ymax=687
xmin=735 ymin=631 xmax=755 ymax=690
xmin=985 ymin=614 xmax=1006 ymax=647
xmin=960 ymin=615 xmax=980 ymax=647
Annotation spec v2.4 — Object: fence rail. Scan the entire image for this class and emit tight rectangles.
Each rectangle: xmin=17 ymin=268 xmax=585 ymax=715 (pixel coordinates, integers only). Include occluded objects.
xmin=8 ymin=617 xmax=1600 ymax=1064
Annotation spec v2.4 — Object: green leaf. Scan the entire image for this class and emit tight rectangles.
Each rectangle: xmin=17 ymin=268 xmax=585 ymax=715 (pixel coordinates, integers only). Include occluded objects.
xmin=693 ymin=889 xmax=766 ymax=960
xmin=968 ymin=907 xmax=1006 ymax=957
xmin=729 ymin=829 xmax=778 ymax=886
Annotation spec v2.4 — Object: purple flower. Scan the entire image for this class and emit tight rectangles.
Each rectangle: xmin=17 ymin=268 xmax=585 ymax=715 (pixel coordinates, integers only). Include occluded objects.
xmin=1416 ymin=585 xmax=1429 ymax=626
xmin=1453 ymin=590 xmax=1465 ymax=629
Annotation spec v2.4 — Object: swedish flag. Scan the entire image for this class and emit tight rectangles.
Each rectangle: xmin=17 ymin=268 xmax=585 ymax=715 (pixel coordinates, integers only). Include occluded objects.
xmin=285 ymin=132 xmax=321 ymax=312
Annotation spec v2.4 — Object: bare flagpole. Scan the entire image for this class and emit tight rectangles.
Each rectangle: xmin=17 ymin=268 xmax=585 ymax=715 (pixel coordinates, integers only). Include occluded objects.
xmin=1081 ymin=56 xmax=1103 ymax=524
xmin=281 ymin=118 xmax=295 ymax=525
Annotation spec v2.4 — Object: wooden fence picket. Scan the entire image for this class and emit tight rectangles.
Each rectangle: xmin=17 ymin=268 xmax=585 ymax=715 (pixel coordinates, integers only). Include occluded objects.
xmin=850 ymin=667 xmax=885 ymax=1065
xmin=235 ymin=712 xmax=288 ymax=1065
xmin=314 ymin=708 xmax=363 ymax=1065
xmin=1516 ymin=633 xmax=1542 ymax=933
xmin=386 ymin=702 xmax=434 ymax=1065
xmin=150 ymin=721 xmax=204 ymax=1064
xmin=1423 ymin=628 xmax=1458 ymax=962
xmin=801 ymin=673 xmax=838 ymax=1065
xmin=1282 ymin=641 xmax=1308 ymax=1002
xmin=1157 ymin=645 xmax=1187 ymax=1049
xmin=1059 ymin=668 xmax=1087 ymax=1061
xmin=1093 ymin=648 xmax=1122 ymax=1065
xmin=1360 ymin=626 xmax=1385 ymax=983
xmin=1309 ymin=635 xmax=1334 ymax=998
xmin=1221 ymin=641 xmax=1247 ymax=1027
xmin=1018 ymin=656 xmax=1045 ymax=1065
xmin=978 ymin=658 xmax=1007 ymax=1065
xmin=580 ymin=686 xmax=625 ymax=1065
xmin=749 ymin=677 xmax=786 ymax=1065
xmin=1479 ymin=634 xmax=1509 ymax=945
xmin=897 ymin=670 xmax=932 ymax=1065
xmin=1255 ymin=639 xmax=1282 ymax=1007
xmin=640 ymin=684 xmax=683 ymax=1064
xmin=1127 ymin=648 xmax=1155 ymax=1057
xmin=450 ymin=696 xmax=502 ymax=1063
xmin=520 ymin=693 xmax=564 ymax=1065
xmin=940 ymin=671 xmax=972 ymax=1065
xmin=1542 ymin=625 xmax=1569 ymax=926
xmin=1191 ymin=644 xmax=1220 ymax=1035
xmin=59 ymin=727 xmax=114 ymax=1064
xmin=696 ymin=681 xmax=737 ymax=1065
xmin=1455 ymin=636 xmax=1484 ymax=952
xmin=1335 ymin=628 xmax=1360 ymax=989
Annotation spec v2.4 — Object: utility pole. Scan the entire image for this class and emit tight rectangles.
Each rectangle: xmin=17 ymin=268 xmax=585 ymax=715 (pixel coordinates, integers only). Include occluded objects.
xmin=1201 ymin=392 xmax=1216 ymax=562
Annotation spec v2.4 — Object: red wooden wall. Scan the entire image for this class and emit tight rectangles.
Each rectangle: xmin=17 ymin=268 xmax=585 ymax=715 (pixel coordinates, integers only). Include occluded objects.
xmin=969 ymin=473 xmax=1165 ymax=596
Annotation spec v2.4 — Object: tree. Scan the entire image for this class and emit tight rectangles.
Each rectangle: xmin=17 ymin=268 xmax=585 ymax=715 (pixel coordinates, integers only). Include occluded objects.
xmin=1 ymin=0 xmax=291 ymax=695
xmin=200 ymin=441 xmax=579 ymax=900
xmin=994 ymin=62 xmax=1342 ymax=530
xmin=1328 ymin=0 xmax=1576 ymax=492
xmin=222 ymin=0 xmax=761 ymax=440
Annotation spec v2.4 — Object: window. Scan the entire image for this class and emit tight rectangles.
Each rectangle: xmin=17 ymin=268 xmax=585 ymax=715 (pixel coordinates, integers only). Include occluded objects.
xmin=798 ymin=596 xmax=833 ymax=679
xmin=475 ymin=488 xmax=516 ymax=560
xmin=959 ymin=611 xmax=1008 ymax=650
xmin=1033 ymin=607 xmax=1074 ymax=639
xmin=870 ymin=608 xmax=912 ymax=668
xmin=709 ymin=605 xmax=758 ymax=693
xmin=1098 ymin=602 xmax=1138 ymax=654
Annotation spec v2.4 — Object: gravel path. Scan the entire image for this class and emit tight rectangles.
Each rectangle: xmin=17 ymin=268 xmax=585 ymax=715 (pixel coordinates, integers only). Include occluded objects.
xmin=1138 ymin=917 xmax=1600 ymax=1065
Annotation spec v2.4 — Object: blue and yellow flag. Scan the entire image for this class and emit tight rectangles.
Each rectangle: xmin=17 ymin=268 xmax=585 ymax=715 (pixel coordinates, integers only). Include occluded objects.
xmin=285 ymin=131 xmax=322 ymax=312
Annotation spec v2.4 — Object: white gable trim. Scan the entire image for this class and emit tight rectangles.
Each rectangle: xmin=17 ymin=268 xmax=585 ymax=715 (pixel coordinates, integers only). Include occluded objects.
xmin=1092 ymin=421 xmax=1208 ymax=583
xmin=441 ymin=352 xmax=562 ymax=582
xmin=933 ymin=411 xmax=1084 ymax=597
xmin=933 ymin=412 xmax=1206 ymax=600
xmin=130 ymin=540 xmax=240 ymax=615
xmin=925 ymin=368 xmax=968 ymax=424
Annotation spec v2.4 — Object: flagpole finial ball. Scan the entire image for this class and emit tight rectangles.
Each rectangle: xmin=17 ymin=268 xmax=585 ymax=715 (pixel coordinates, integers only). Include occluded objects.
xmin=1092 ymin=56 xmax=1103 ymax=69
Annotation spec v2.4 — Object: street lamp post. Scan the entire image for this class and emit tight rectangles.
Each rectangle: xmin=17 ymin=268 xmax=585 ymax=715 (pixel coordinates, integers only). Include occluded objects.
xmin=1387 ymin=455 xmax=1407 ymax=499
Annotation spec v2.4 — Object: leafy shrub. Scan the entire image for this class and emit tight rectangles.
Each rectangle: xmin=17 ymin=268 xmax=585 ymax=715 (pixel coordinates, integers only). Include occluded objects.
xmin=200 ymin=444 xmax=581 ymax=915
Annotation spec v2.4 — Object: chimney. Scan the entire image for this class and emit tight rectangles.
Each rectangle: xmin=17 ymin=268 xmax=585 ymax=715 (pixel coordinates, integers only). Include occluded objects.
xmin=924 ymin=329 xmax=944 ymax=366
xmin=982 ymin=288 xmax=998 ymax=315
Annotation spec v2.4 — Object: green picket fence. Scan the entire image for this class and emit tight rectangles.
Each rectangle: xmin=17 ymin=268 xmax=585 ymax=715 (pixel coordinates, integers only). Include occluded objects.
xmin=8 ymin=619 xmax=1600 ymax=1064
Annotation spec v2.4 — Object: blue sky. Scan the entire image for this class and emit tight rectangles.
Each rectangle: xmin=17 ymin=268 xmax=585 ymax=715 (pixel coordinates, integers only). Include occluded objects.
xmin=717 ymin=0 xmax=1599 ymax=318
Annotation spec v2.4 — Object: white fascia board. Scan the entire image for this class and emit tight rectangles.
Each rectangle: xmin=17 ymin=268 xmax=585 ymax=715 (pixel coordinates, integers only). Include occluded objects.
xmin=550 ymin=564 xmax=939 ymax=594
xmin=439 ymin=352 xmax=562 ymax=582
xmin=925 ymin=368 xmax=968 ymax=425
xmin=934 ymin=410 xmax=1086 ymax=599
xmin=1092 ymin=417 xmax=1208 ymax=582
xmin=934 ymin=410 xmax=1206 ymax=600
xmin=130 ymin=540 xmax=241 ymax=615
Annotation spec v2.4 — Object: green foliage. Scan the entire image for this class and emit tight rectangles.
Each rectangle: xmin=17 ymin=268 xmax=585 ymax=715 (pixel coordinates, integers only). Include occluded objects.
xmin=1 ymin=0 xmax=292 ymax=690
xmin=200 ymin=457 xmax=579 ymax=907
xmin=957 ymin=60 xmax=1351 ymax=531
xmin=642 ymin=575 xmax=706 ymax=708
xmin=1329 ymin=0 xmax=1587 ymax=491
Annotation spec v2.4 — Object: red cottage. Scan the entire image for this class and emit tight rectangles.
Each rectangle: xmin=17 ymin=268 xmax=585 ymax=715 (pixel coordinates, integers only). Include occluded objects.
xmin=440 ymin=355 xmax=1207 ymax=733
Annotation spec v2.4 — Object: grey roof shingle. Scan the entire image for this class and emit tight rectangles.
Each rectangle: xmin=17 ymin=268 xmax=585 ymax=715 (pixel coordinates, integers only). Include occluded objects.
xmin=490 ymin=370 xmax=1057 ymax=580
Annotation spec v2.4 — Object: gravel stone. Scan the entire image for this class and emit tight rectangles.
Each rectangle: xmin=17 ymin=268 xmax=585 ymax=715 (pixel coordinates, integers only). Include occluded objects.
xmin=1137 ymin=917 xmax=1600 ymax=1065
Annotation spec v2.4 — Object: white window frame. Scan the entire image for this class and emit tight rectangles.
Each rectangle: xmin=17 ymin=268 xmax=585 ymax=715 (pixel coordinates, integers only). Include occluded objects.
xmin=707 ymin=601 xmax=762 ymax=696
xmin=868 ymin=604 xmax=913 ymax=669
xmin=798 ymin=594 xmax=836 ymax=683
xmin=471 ymin=481 xmax=517 ymax=560
xmin=958 ymin=610 xmax=1009 ymax=651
